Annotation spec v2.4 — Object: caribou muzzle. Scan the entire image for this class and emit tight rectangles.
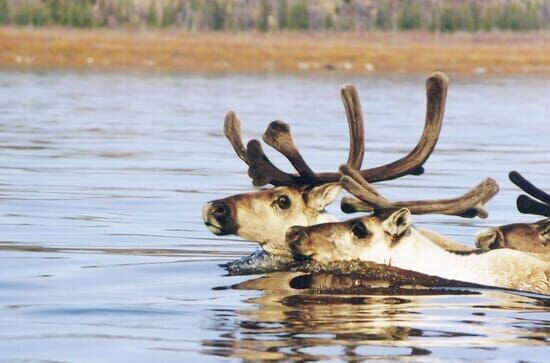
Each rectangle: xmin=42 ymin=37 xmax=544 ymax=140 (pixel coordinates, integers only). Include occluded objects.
xmin=203 ymin=199 xmax=238 ymax=235
xmin=286 ymin=226 xmax=313 ymax=260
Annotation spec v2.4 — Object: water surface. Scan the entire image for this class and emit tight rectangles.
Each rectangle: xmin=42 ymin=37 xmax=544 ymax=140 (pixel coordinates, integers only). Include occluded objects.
xmin=0 ymin=71 xmax=549 ymax=362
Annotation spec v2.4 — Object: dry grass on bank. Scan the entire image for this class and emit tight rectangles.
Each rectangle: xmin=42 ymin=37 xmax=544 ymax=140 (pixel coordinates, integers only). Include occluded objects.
xmin=1 ymin=27 xmax=549 ymax=75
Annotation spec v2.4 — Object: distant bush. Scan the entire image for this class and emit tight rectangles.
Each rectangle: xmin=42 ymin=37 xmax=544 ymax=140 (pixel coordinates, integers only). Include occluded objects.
xmin=147 ymin=2 xmax=159 ymax=27
xmin=323 ymin=13 xmax=334 ymax=30
xmin=288 ymin=1 xmax=308 ymax=30
xmin=398 ymin=2 xmax=424 ymax=30
xmin=13 ymin=4 xmax=51 ymax=26
xmin=63 ymin=2 xmax=93 ymax=27
xmin=206 ymin=0 xmax=226 ymax=30
xmin=258 ymin=0 xmax=270 ymax=31
xmin=0 ymin=0 xmax=9 ymax=25
xmin=161 ymin=4 xmax=177 ymax=27
xmin=278 ymin=0 xmax=288 ymax=29
xmin=436 ymin=5 xmax=475 ymax=32
xmin=375 ymin=3 xmax=393 ymax=31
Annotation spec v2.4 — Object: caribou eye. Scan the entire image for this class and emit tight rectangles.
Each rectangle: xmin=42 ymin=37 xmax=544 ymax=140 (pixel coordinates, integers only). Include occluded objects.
xmin=275 ymin=195 xmax=292 ymax=210
xmin=351 ymin=221 xmax=368 ymax=239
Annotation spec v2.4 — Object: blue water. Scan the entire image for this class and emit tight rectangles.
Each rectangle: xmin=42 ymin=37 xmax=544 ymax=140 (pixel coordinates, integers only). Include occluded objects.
xmin=0 ymin=71 xmax=549 ymax=362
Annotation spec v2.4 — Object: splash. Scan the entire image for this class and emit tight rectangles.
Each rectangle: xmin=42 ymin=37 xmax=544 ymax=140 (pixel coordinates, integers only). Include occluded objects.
xmin=221 ymin=249 xmax=297 ymax=275
xmin=222 ymin=251 xmax=475 ymax=287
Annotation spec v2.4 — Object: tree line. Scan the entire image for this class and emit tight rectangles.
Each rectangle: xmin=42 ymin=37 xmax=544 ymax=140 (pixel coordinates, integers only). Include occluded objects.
xmin=0 ymin=0 xmax=548 ymax=32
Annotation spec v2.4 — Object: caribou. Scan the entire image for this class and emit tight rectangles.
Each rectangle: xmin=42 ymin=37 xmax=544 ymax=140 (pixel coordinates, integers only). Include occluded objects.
xmin=287 ymin=165 xmax=550 ymax=294
xmin=203 ymin=73 xmax=458 ymax=256
xmin=476 ymin=171 xmax=550 ymax=254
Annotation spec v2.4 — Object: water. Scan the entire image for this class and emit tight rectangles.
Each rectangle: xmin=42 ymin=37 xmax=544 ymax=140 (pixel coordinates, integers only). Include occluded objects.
xmin=0 ymin=71 xmax=549 ymax=362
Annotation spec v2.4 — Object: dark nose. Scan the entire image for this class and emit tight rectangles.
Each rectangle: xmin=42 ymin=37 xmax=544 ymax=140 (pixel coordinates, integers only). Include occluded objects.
xmin=210 ymin=200 xmax=229 ymax=220
xmin=286 ymin=226 xmax=307 ymax=248
xmin=286 ymin=226 xmax=306 ymax=244
xmin=287 ymin=226 xmax=311 ymax=261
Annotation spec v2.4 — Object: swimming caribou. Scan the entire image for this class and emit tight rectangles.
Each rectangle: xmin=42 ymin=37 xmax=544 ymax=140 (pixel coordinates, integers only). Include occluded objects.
xmin=476 ymin=171 xmax=550 ymax=254
xmin=203 ymin=72 xmax=456 ymax=256
xmin=287 ymin=165 xmax=550 ymax=294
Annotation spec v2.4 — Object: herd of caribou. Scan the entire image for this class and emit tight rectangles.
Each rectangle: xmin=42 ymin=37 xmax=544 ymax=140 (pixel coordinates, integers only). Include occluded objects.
xmin=202 ymin=72 xmax=550 ymax=295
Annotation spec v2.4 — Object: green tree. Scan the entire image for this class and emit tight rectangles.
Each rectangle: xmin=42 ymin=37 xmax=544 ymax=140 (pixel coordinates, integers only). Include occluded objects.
xmin=65 ymin=1 xmax=92 ymax=27
xmin=480 ymin=5 xmax=496 ymax=31
xmin=278 ymin=0 xmax=288 ymax=29
xmin=438 ymin=5 xmax=457 ymax=32
xmin=14 ymin=4 xmax=51 ymax=26
xmin=0 ymin=0 xmax=9 ymax=24
xmin=46 ymin=0 xmax=64 ymax=24
xmin=398 ymin=2 xmax=423 ymax=30
xmin=162 ymin=4 xmax=177 ymax=27
xmin=469 ymin=3 xmax=482 ymax=31
xmin=147 ymin=2 xmax=158 ymax=27
xmin=288 ymin=1 xmax=308 ymax=30
xmin=465 ymin=7 xmax=475 ymax=31
xmin=206 ymin=0 xmax=226 ymax=30
xmin=323 ymin=13 xmax=334 ymax=30
xmin=375 ymin=3 xmax=393 ymax=30
xmin=524 ymin=0 xmax=541 ymax=30
xmin=258 ymin=0 xmax=269 ymax=31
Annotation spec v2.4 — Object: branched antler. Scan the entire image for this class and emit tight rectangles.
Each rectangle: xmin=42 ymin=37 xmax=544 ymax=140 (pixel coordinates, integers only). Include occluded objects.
xmin=223 ymin=82 xmax=367 ymax=187
xmin=224 ymin=72 xmax=448 ymax=189
xmin=263 ymin=121 xmax=317 ymax=181
xmin=357 ymin=72 xmax=447 ymax=181
xmin=340 ymin=164 xmax=499 ymax=219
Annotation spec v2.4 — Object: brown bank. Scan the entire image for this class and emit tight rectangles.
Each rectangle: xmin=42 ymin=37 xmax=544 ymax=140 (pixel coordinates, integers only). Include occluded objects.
xmin=1 ymin=27 xmax=549 ymax=75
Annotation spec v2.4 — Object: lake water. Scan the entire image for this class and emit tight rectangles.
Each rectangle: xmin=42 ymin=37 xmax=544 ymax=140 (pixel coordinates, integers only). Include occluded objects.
xmin=0 ymin=71 xmax=549 ymax=362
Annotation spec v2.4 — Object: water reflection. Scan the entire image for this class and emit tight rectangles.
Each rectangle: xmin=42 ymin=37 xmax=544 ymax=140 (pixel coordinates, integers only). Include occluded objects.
xmin=204 ymin=272 xmax=549 ymax=361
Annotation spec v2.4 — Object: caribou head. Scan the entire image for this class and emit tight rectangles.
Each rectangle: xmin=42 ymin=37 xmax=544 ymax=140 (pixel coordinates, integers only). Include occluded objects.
xmin=476 ymin=171 xmax=550 ymax=254
xmin=203 ymin=73 xmax=449 ymax=256
xmin=283 ymin=167 xmax=550 ymax=295
xmin=288 ymin=164 xmax=500 ymax=263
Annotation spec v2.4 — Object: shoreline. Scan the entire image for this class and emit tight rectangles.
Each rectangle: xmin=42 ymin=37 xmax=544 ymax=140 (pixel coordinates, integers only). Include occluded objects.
xmin=1 ymin=27 xmax=550 ymax=76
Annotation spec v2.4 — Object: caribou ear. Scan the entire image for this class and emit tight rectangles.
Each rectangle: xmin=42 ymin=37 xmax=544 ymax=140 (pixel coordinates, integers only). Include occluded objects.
xmin=304 ymin=183 xmax=342 ymax=211
xmin=475 ymin=228 xmax=504 ymax=250
xmin=382 ymin=208 xmax=412 ymax=240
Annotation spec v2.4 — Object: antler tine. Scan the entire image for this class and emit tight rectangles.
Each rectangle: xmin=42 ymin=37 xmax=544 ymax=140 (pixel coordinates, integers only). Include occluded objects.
xmin=341 ymin=85 xmax=365 ymax=170
xmin=314 ymin=72 xmax=447 ymax=185
xmin=517 ymin=195 xmax=550 ymax=217
xmin=228 ymin=72 xmax=447 ymax=188
xmin=359 ymin=71 xmax=447 ymax=181
xmin=340 ymin=164 xmax=381 ymax=196
xmin=340 ymin=172 xmax=394 ymax=212
xmin=263 ymin=121 xmax=317 ymax=181
xmin=261 ymin=84 xmax=366 ymax=186
xmin=246 ymin=140 xmax=298 ymax=187
xmin=224 ymin=111 xmax=248 ymax=164
xmin=340 ymin=196 xmax=373 ymax=214
xmin=509 ymin=171 xmax=550 ymax=205
xmin=340 ymin=165 xmax=499 ymax=219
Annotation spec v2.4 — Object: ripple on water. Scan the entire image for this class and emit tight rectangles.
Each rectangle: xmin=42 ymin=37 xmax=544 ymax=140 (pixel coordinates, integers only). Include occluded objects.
xmin=0 ymin=72 xmax=548 ymax=362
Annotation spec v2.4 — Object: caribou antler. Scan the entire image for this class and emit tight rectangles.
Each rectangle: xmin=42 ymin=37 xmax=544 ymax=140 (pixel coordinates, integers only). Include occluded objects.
xmin=224 ymin=72 xmax=448 ymax=188
xmin=340 ymin=164 xmax=499 ymax=219
xmin=223 ymin=83 xmax=366 ymax=187
xmin=224 ymin=111 xmax=248 ymax=164
xmin=509 ymin=171 xmax=550 ymax=217
xmin=517 ymin=195 xmax=550 ymax=217
xmin=355 ymin=71 xmax=447 ymax=182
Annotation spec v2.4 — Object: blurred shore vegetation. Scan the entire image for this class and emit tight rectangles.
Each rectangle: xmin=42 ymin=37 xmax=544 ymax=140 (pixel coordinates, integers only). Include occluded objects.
xmin=0 ymin=0 xmax=548 ymax=32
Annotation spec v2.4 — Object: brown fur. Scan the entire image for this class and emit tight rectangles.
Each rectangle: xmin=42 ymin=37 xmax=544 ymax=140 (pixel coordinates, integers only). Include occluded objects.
xmin=476 ymin=218 xmax=550 ymax=254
